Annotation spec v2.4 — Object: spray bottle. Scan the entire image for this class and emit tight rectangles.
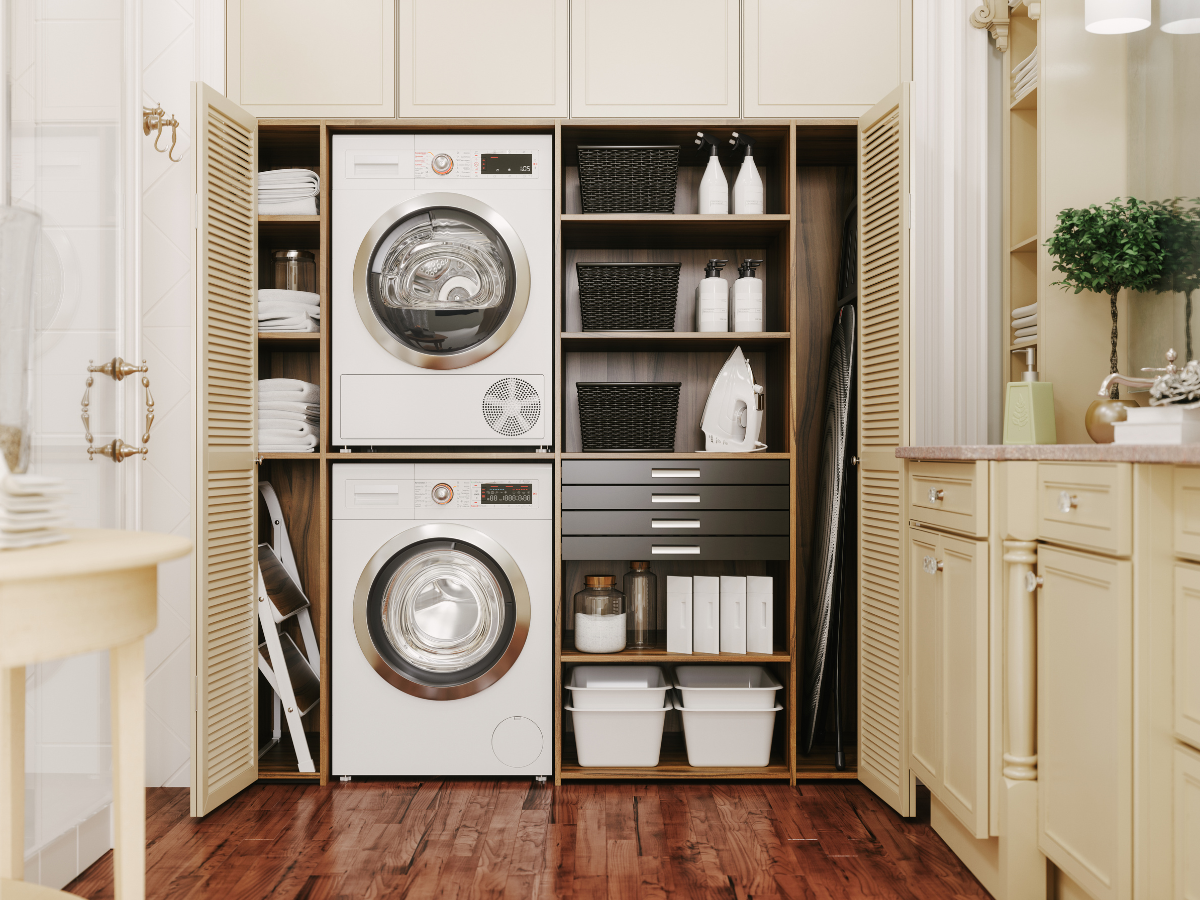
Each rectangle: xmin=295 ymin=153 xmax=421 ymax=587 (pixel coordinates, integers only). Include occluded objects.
xmin=732 ymin=259 xmax=764 ymax=332
xmin=729 ymin=132 xmax=764 ymax=214
xmin=694 ymin=131 xmax=728 ymax=215
xmin=696 ymin=259 xmax=729 ymax=332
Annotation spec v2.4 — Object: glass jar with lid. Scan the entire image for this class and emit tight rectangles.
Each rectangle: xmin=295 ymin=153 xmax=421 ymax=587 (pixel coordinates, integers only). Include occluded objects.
xmin=572 ymin=575 xmax=626 ymax=653
xmin=623 ymin=561 xmax=658 ymax=649
xmin=274 ymin=249 xmax=316 ymax=293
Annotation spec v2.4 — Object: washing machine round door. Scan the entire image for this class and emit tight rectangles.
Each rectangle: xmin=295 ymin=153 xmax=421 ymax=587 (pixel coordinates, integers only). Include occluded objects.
xmin=353 ymin=193 xmax=530 ymax=370
xmin=353 ymin=524 xmax=531 ymax=700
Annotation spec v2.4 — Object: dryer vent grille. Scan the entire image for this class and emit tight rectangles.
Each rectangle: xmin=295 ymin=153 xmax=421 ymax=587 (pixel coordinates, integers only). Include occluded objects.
xmin=482 ymin=378 xmax=541 ymax=437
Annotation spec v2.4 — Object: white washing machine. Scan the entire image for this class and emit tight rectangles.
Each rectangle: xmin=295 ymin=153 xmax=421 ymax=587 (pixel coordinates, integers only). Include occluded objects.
xmin=332 ymin=463 xmax=552 ymax=776
xmin=332 ymin=134 xmax=553 ymax=447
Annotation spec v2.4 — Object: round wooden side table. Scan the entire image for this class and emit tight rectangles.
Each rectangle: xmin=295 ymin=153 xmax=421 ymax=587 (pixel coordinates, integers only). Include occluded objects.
xmin=0 ymin=529 xmax=191 ymax=900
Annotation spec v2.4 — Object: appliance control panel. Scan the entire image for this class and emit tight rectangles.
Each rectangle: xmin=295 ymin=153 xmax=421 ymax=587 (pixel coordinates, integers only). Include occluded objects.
xmin=414 ymin=479 xmax=540 ymax=509
xmin=415 ymin=150 xmax=539 ymax=180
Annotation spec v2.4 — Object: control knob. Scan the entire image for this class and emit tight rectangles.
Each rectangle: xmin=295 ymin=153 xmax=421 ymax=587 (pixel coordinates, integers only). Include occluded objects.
xmin=431 ymin=483 xmax=454 ymax=505
xmin=431 ymin=153 xmax=454 ymax=175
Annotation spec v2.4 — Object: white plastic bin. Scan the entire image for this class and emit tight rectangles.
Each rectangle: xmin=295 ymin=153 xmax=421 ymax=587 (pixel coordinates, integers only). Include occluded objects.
xmin=567 ymin=702 xmax=668 ymax=767
xmin=673 ymin=665 xmax=782 ymax=710
xmin=672 ymin=692 xmax=781 ymax=767
xmin=566 ymin=665 xmax=669 ymax=710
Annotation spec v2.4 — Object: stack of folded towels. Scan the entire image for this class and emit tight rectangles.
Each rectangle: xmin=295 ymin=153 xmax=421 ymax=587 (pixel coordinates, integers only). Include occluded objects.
xmin=258 ymin=169 xmax=320 ymax=216
xmin=259 ymin=288 xmax=320 ymax=333
xmin=258 ymin=379 xmax=319 ymax=453
xmin=0 ymin=468 xmax=67 ymax=549
xmin=1012 ymin=301 xmax=1037 ymax=347
xmin=1012 ymin=48 xmax=1037 ymax=104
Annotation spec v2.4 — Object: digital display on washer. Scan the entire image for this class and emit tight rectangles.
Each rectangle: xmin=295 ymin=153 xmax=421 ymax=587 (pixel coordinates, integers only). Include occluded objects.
xmin=481 ymin=483 xmax=533 ymax=505
xmin=481 ymin=153 xmax=532 ymax=175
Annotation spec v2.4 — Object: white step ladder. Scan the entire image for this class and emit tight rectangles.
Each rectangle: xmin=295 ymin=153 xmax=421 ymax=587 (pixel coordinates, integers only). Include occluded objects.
xmin=257 ymin=482 xmax=319 ymax=773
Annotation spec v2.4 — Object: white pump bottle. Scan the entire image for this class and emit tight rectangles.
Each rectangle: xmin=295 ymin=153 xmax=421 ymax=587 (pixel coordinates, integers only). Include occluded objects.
xmin=732 ymin=259 xmax=764 ymax=332
xmin=729 ymin=132 xmax=763 ymax=215
xmin=697 ymin=259 xmax=729 ymax=332
xmin=694 ymin=131 xmax=728 ymax=215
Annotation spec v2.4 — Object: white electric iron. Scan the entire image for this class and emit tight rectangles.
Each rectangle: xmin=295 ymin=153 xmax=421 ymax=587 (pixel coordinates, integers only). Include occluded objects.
xmin=700 ymin=346 xmax=767 ymax=452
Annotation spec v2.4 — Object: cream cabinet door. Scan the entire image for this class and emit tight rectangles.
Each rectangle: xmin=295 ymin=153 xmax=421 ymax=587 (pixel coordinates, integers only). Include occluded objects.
xmin=1178 ymin=563 xmax=1200 ymax=750
xmin=1177 ymin=743 xmax=1200 ymax=900
xmin=227 ymin=0 xmax=395 ymax=118
xmin=743 ymin=0 xmax=909 ymax=118
xmin=570 ymin=0 xmax=740 ymax=118
xmin=1038 ymin=546 xmax=1132 ymax=900
xmin=908 ymin=528 xmax=989 ymax=839
xmin=398 ymin=0 xmax=568 ymax=117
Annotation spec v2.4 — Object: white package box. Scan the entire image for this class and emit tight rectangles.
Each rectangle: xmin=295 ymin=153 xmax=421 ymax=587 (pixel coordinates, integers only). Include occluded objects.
xmin=693 ymin=576 xmax=720 ymax=655
xmin=719 ymin=576 xmax=747 ymax=654
xmin=666 ymin=576 xmax=693 ymax=654
xmin=746 ymin=576 xmax=773 ymax=654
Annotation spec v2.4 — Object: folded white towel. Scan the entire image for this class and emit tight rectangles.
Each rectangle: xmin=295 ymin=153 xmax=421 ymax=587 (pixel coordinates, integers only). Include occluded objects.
xmin=1012 ymin=334 xmax=1038 ymax=347
xmin=3 ymin=474 xmax=68 ymax=497
xmin=257 ymin=410 xmax=319 ymax=427
xmin=259 ymin=400 xmax=320 ymax=416
xmin=0 ymin=530 xmax=66 ymax=549
xmin=259 ymin=197 xmax=318 ymax=216
xmin=1012 ymin=313 xmax=1038 ymax=329
xmin=1012 ymin=301 xmax=1038 ymax=319
xmin=259 ymin=289 xmax=319 ymax=307
xmin=1014 ymin=68 xmax=1037 ymax=90
xmin=258 ymin=380 xmax=319 ymax=404
xmin=259 ymin=301 xmax=320 ymax=321
xmin=259 ymin=419 xmax=318 ymax=436
xmin=1014 ymin=325 xmax=1039 ymax=339
xmin=259 ymin=188 xmax=320 ymax=202
xmin=259 ymin=168 xmax=319 ymax=184
xmin=259 ymin=432 xmax=319 ymax=449
xmin=1012 ymin=50 xmax=1037 ymax=79
xmin=259 ymin=317 xmax=319 ymax=333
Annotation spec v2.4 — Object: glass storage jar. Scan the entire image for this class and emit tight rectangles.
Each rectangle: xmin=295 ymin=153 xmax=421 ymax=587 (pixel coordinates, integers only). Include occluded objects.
xmin=573 ymin=575 xmax=626 ymax=653
xmin=273 ymin=249 xmax=316 ymax=293
xmin=623 ymin=561 xmax=657 ymax=649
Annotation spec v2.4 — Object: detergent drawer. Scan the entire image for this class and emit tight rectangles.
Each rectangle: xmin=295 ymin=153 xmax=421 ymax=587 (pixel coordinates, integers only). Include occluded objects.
xmin=562 ymin=485 xmax=788 ymax=510
xmin=562 ymin=509 xmax=789 ymax=536
xmin=561 ymin=536 xmax=790 ymax=561
xmin=562 ymin=459 xmax=789 ymax=485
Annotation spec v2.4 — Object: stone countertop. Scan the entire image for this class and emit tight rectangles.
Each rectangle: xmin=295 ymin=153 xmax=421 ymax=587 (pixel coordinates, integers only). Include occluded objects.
xmin=896 ymin=444 xmax=1200 ymax=464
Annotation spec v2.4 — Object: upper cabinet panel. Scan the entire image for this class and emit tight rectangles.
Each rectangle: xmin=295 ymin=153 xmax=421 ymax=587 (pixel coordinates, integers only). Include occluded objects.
xmin=743 ymin=0 xmax=908 ymax=119
xmin=570 ymin=0 xmax=740 ymax=119
xmin=398 ymin=0 xmax=568 ymax=118
xmin=227 ymin=0 xmax=395 ymax=118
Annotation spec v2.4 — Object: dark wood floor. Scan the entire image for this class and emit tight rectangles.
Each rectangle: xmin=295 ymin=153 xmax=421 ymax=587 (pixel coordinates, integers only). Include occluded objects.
xmin=66 ymin=781 xmax=989 ymax=900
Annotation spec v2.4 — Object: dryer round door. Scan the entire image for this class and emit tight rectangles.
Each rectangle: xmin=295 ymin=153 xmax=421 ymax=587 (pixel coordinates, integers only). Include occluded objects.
xmin=353 ymin=523 xmax=531 ymax=700
xmin=353 ymin=193 xmax=530 ymax=370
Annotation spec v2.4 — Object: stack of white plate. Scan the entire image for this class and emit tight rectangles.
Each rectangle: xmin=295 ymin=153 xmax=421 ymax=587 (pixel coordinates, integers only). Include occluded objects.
xmin=672 ymin=665 xmax=782 ymax=767
xmin=565 ymin=665 xmax=669 ymax=767
xmin=0 ymin=473 xmax=68 ymax=549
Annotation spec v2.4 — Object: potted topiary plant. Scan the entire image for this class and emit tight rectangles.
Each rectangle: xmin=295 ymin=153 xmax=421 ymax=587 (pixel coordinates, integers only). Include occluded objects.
xmin=1151 ymin=198 xmax=1200 ymax=363
xmin=1046 ymin=197 xmax=1165 ymax=442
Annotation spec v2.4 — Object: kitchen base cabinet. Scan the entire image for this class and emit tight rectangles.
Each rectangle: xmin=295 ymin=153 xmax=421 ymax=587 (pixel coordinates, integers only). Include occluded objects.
xmin=1177 ymin=744 xmax=1200 ymax=900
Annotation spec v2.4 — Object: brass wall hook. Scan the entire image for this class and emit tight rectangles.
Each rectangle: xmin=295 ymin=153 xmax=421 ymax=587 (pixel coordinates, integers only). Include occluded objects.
xmin=142 ymin=104 xmax=182 ymax=162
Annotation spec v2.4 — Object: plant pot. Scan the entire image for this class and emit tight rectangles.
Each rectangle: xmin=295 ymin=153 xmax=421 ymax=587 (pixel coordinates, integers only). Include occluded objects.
xmin=1085 ymin=397 xmax=1140 ymax=444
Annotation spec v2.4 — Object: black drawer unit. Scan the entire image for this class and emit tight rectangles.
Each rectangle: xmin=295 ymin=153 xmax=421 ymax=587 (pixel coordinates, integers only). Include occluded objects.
xmin=561 ymin=536 xmax=790 ymax=561
xmin=562 ymin=484 xmax=788 ymax=510
xmin=562 ymin=509 xmax=789 ymax=535
xmin=562 ymin=459 xmax=789 ymax=485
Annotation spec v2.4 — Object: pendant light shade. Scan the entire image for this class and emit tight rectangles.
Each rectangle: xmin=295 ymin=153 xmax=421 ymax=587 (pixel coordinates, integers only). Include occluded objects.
xmin=1162 ymin=0 xmax=1200 ymax=32
xmin=1084 ymin=0 xmax=1151 ymax=32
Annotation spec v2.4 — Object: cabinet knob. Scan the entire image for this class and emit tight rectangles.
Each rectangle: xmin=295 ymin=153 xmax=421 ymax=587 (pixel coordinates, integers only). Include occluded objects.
xmin=1058 ymin=491 xmax=1078 ymax=513
xmin=928 ymin=488 xmax=944 ymax=503
xmin=1025 ymin=571 xmax=1043 ymax=593
xmin=922 ymin=555 xmax=944 ymax=575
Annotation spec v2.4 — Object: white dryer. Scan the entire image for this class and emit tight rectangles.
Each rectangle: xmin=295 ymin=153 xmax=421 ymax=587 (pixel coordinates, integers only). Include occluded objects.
xmin=332 ymin=134 xmax=553 ymax=447
xmin=332 ymin=463 xmax=551 ymax=776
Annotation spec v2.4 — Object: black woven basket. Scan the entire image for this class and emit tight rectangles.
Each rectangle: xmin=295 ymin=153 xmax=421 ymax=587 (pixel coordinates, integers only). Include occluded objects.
xmin=577 ymin=146 xmax=679 ymax=214
xmin=577 ymin=382 xmax=681 ymax=452
xmin=577 ymin=262 xmax=681 ymax=331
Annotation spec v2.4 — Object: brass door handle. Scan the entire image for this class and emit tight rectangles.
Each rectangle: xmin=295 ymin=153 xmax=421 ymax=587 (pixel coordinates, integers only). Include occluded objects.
xmin=83 ymin=358 xmax=153 ymax=462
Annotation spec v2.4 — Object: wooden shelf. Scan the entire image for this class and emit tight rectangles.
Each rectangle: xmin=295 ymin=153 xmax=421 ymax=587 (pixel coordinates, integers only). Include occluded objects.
xmin=1011 ymin=85 xmax=1037 ymax=111
xmin=259 ymin=451 xmax=320 ymax=460
xmin=1010 ymin=234 xmax=1038 ymax=254
xmin=331 ymin=450 xmax=552 ymax=460
xmin=259 ymin=214 xmax=320 ymax=223
xmin=561 ymin=451 xmax=792 ymax=460
xmin=561 ymin=214 xmax=791 ymax=249
xmin=559 ymin=733 xmax=791 ymax=781
xmin=796 ymin=745 xmax=858 ymax=780
xmin=257 ymin=733 xmax=321 ymax=781
xmin=561 ymin=645 xmax=791 ymax=663
xmin=561 ymin=331 xmax=790 ymax=351
xmin=259 ymin=332 xmax=320 ymax=349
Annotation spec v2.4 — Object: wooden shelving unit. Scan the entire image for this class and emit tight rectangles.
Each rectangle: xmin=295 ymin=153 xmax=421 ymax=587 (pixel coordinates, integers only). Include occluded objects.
xmin=1004 ymin=7 xmax=1039 ymax=381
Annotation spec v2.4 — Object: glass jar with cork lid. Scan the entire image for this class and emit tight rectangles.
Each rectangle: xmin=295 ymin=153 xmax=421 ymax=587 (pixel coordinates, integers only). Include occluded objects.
xmin=572 ymin=575 xmax=626 ymax=653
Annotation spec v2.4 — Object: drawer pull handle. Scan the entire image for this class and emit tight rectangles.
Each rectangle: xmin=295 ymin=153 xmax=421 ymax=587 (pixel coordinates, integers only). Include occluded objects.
xmin=651 ymin=468 xmax=700 ymax=478
xmin=922 ymin=555 xmax=944 ymax=575
xmin=1025 ymin=572 xmax=1043 ymax=593
xmin=652 ymin=519 xmax=700 ymax=529
xmin=928 ymin=488 xmax=944 ymax=503
xmin=652 ymin=545 xmax=701 ymax=555
xmin=1058 ymin=491 xmax=1078 ymax=513
xmin=652 ymin=494 xmax=700 ymax=503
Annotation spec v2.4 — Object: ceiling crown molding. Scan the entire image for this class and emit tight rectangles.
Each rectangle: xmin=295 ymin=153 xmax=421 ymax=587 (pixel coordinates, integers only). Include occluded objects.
xmin=970 ymin=0 xmax=1011 ymax=50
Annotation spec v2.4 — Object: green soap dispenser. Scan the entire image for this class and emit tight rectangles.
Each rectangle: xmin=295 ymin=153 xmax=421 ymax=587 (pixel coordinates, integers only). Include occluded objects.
xmin=1004 ymin=348 xmax=1056 ymax=444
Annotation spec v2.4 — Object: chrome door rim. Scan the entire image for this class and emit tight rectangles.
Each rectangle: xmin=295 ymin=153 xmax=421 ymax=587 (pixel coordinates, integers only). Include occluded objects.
xmin=353 ymin=523 xmax=531 ymax=700
xmin=353 ymin=193 xmax=531 ymax=370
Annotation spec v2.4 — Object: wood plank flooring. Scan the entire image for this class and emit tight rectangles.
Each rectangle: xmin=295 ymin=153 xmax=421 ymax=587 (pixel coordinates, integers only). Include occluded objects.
xmin=65 ymin=782 xmax=990 ymax=900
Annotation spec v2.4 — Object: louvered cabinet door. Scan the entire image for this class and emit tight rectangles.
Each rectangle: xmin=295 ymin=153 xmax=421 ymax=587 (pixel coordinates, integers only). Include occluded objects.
xmin=857 ymin=84 xmax=912 ymax=817
xmin=191 ymin=82 xmax=258 ymax=817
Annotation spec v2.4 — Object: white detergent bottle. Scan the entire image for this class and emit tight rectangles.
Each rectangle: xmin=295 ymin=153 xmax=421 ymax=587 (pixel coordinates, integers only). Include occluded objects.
xmin=729 ymin=132 xmax=764 ymax=214
xmin=732 ymin=259 xmax=764 ymax=332
xmin=694 ymin=131 xmax=728 ymax=215
xmin=696 ymin=259 xmax=729 ymax=332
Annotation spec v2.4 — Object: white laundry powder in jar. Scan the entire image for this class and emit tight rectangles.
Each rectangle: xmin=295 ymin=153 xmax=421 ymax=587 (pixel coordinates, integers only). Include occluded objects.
xmin=574 ymin=612 xmax=627 ymax=653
